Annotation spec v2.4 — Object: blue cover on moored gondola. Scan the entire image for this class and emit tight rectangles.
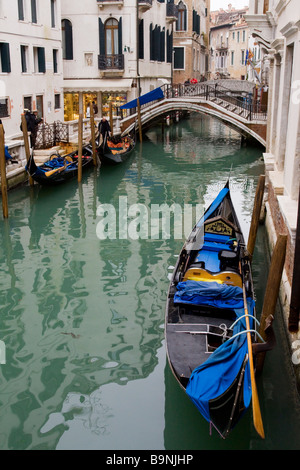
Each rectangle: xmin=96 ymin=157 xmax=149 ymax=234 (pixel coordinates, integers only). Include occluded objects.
xmin=184 ymin=282 xmax=255 ymax=426
xmin=174 ymin=280 xmax=244 ymax=309
xmin=120 ymin=87 xmax=164 ymax=109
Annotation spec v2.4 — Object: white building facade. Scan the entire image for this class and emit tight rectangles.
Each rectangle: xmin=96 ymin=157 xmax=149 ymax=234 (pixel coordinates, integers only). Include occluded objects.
xmin=246 ymin=0 xmax=300 ymax=356
xmin=0 ymin=0 xmax=64 ymax=138
xmin=61 ymin=0 xmax=176 ymax=122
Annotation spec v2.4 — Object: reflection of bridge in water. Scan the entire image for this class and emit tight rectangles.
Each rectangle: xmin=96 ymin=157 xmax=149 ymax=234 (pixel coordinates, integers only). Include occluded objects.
xmin=121 ymin=83 xmax=267 ymax=147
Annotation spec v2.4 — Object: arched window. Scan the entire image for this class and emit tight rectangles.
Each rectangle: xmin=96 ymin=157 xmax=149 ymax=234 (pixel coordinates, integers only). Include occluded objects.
xmin=176 ymin=1 xmax=187 ymax=32
xmin=62 ymin=19 xmax=73 ymax=60
xmin=105 ymin=19 xmax=119 ymax=55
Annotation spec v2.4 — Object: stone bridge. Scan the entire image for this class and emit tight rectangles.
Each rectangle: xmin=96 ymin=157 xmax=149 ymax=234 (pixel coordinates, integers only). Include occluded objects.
xmin=120 ymin=82 xmax=267 ymax=147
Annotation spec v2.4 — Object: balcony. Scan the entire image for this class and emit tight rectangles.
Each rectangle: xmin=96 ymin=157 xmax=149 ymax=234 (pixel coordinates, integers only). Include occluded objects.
xmin=166 ymin=3 xmax=178 ymax=22
xmin=97 ymin=0 xmax=123 ymax=9
xmin=98 ymin=54 xmax=124 ymax=76
xmin=138 ymin=0 xmax=152 ymax=12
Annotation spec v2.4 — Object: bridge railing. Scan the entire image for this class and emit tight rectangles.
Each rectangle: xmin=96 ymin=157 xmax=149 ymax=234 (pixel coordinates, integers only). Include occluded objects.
xmin=120 ymin=82 xmax=267 ymax=122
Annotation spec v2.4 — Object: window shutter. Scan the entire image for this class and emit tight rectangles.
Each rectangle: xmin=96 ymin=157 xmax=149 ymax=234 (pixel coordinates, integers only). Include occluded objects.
xmin=38 ymin=47 xmax=45 ymax=73
xmin=149 ymin=24 xmax=153 ymax=60
xmin=160 ymin=28 xmax=165 ymax=62
xmin=18 ymin=0 xmax=24 ymax=21
xmin=139 ymin=19 xmax=144 ymax=60
xmin=1 ymin=43 xmax=11 ymax=73
xmin=174 ymin=47 xmax=184 ymax=69
xmin=31 ymin=0 xmax=37 ymax=23
xmin=99 ymin=18 xmax=105 ymax=55
xmin=118 ymin=17 xmax=122 ymax=55
xmin=184 ymin=9 xmax=187 ymax=31
xmin=21 ymin=45 xmax=27 ymax=72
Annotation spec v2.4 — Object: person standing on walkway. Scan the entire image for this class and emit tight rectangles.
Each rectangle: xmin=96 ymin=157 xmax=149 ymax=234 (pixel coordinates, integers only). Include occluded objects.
xmin=98 ymin=117 xmax=111 ymax=142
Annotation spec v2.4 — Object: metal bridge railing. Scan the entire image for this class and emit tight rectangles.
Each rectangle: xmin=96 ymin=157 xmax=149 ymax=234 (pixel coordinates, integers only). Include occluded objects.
xmin=120 ymin=82 xmax=267 ymax=122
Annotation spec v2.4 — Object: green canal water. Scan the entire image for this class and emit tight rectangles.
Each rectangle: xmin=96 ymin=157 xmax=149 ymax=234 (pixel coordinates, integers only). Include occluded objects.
xmin=1 ymin=113 xmax=300 ymax=451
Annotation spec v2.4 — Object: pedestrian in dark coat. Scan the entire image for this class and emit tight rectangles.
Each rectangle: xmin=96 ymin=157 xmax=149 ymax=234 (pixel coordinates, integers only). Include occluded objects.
xmin=98 ymin=117 xmax=111 ymax=141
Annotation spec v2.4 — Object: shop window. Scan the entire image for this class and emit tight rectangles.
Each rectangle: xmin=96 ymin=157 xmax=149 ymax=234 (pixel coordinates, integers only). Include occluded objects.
xmin=83 ymin=93 xmax=98 ymax=118
xmin=62 ymin=19 xmax=73 ymax=60
xmin=102 ymin=93 xmax=127 ymax=118
xmin=64 ymin=93 xmax=79 ymax=121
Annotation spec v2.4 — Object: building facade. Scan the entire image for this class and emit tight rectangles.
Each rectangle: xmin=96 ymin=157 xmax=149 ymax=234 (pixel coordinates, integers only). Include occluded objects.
xmin=61 ymin=0 xmax=176 ymax=122
xmin=209 ymin=4 xmax=249 ymax=80
xmin=0 ymin=0 xmax=64 ymax=138
xmin=172 ymin=0 xmax=210 ymax=85
xmin=246 ymin=0 xmax=300 ymax=362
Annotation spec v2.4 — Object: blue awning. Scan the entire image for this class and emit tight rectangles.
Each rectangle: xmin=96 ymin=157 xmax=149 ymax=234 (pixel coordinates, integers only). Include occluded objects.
xmin=120 ymin=87 xmax=164 ymax=109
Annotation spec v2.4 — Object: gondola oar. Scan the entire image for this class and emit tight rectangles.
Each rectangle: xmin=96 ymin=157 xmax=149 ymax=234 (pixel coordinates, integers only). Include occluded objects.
xmin=241 ymin=265 xmax=265 ymax=439
xmin=45 ymin=161 xmax=74 ymax=177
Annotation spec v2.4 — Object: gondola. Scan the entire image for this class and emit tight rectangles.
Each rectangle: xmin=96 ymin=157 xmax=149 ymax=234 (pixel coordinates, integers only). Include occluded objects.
xmin=98 ymin=133 xmax=135 ymax=166
xmin=165 ymin=181 xmax=267 ymax=439
xmin=26 ymin=145 xmax=94 ymax=186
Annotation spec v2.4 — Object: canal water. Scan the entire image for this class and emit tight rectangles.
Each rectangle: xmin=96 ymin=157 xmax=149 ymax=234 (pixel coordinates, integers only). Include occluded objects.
xmin=1 ymin=113 xmax=300 ymax=451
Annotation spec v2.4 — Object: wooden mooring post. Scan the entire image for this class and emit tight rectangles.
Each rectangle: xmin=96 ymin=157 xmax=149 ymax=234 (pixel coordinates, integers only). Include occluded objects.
xmin=256 ymin=234 xmax=287 ymax=373
xmin=0 ymin=123 xmax=8 ymax=218
xmin=247 ymin=175 xmax=265 ymax=259
xmin=89 ymin=102 xmax=97 ymax=167
xmin=288 ymin=187 xmax=300 ymax=332
xmin=77 ymin=114 xmax=83 ymax=183
xmin=21 ymin=113 xmax=34 ymax=186
xmin=137 ymin=98 xmax=142 ymax=143
xmin=109 ymin=102 xmax=113 ymax=137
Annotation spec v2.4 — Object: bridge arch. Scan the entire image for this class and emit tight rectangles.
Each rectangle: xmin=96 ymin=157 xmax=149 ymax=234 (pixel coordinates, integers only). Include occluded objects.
xmin=120 ymin=96 xmax=266 ymax=147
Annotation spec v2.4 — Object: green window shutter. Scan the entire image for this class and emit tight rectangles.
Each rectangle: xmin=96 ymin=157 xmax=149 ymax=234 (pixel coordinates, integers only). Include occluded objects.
xmin=31 ymin=0 xmax=37 ymax=23
xmin=99 ymin=18 xmax=105 ymax=55
xmin=160 ymin=29 xmax=165 ymax=62
xmin=139 ymin=19 xmax=144 ymax=60
xmin=118 ymin=17 xmax=122 ymax=55
xmin=1 ymin=43 xmax=11 ymax=73
xmin=18 ymin=0 xmax=24 ymax=21
xmin=38 ymin=47 xmax=45 ymax=73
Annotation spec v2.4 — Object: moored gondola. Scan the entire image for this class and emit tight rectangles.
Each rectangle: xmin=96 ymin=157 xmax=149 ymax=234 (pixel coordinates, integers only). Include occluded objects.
xmin=26 ymin=145 xmax=94 ymax=186
xmin=98 ymin=133 xmax=135 ymax=166
xmin=165 ymin=181 xmax=267 ymax=438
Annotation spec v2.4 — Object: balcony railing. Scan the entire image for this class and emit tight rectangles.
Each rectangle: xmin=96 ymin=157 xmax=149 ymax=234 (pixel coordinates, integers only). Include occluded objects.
xmin=98 ymin=54 xmax=124 ymax=70
xmin=166 ymin=3 xmax=178 ymax=19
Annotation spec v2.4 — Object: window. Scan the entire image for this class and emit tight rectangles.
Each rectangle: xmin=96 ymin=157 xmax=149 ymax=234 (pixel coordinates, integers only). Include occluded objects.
xmin=243 ymin=30 xmax=246 ymax=42
xmin=0 ymin=98 xmax=9 ymax=118
xmin=241 ymin=50 xmax=245 ymax=65
xmin=24 ymin=96 xmax=32 ymax=112
xmin=139 ymin=19 xmax=144 ymax=60
xmin=53 ymin=49 xmax=58 ymax=73
xmin=62 ymin=19 xmax=73 ymax=60
xmin=51 ymin=0 xmax=56 ymax=28
xmin=33 ymin=46 xmax=46 ymax=73
xmin=173 ymin=47 xmax=184 ymax=69
xmin=231 ymin=51 xmax=234 ymax=66
xmin=36 ymin=95 xmax=43 ymax=118
xmin=105 ymin=19 xmax=119 ymax=56
xmin=176 ymin=1 xmax=187 ymax=31
xmin=237 ymin=31 xmax=240 ymax=43
xmin=21 ymin=45 xmax=28 ymax=73
xmin=232 ymin=31 xmax=235 ymax=40
xmin=18 ymin=0 xmax=24 ymax=21
xmin=54 ymin=93 xmax=61 ymax=109
xmin=31 ymin=0 xmax=37 ymax=23
xmin=0 ymin=43 xmax=11 ymax=73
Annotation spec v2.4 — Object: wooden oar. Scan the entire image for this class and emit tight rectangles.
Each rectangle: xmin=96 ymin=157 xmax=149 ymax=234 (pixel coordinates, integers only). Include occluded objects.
xmin=241 ymin=269 xmax=265 ymax=439
xmin=45 ymin=161 xmax=74 ymax=177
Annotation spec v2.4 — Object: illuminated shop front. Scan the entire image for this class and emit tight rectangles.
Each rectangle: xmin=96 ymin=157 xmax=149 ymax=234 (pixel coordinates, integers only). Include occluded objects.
xmin=63 ymin=91 xmax=129 ymax=121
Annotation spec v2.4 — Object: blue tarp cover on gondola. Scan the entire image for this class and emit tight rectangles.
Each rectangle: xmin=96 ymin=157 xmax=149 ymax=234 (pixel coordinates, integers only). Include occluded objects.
xmin=120 ymin=87 xmax=164 ymax=109
xmin=179 ymin=281 xmax=254 ymax=425
xmin=174 ymin=280 xmax=244 ymax=309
